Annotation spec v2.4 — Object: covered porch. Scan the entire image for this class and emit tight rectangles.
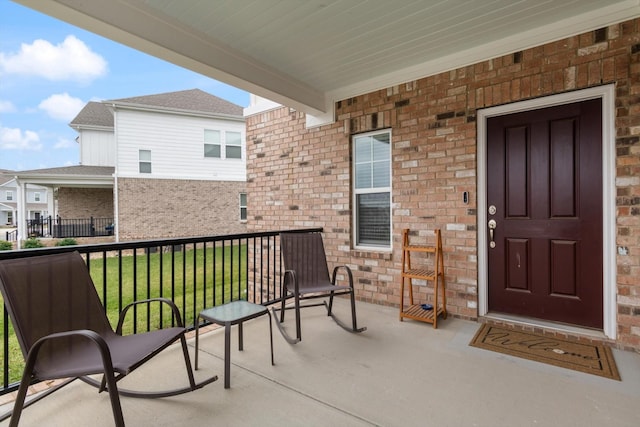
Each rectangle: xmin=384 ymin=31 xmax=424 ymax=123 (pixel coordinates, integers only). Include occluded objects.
xmin=2 ymin=299 xmax=638 ymax=427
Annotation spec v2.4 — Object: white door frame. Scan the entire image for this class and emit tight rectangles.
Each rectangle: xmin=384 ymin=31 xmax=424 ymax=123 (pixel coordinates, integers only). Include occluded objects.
xmin=477 ymin=84 xmax=616 ymax=339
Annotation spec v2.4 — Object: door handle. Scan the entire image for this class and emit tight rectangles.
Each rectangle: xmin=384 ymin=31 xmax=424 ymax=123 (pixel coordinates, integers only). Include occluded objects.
xmin=488 ymin=219 xmax=497 ymax=248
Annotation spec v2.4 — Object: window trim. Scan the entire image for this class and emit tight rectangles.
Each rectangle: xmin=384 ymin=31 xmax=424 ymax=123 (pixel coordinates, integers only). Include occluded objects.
xmin=6 ymin=191 xmax=13 ymax=201
xmin=352 ymin=129 xmax=392 ymax=251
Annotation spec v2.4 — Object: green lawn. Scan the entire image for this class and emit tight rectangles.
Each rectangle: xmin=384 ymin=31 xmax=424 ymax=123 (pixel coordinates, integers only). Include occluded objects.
xmin=1 ymin=244 xmax=247 ymax=386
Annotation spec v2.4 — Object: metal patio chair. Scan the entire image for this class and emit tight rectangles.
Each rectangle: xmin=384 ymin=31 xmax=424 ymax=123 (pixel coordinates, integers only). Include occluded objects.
xmin=0 ymin=251 xmax=217 ymax=427
xmin=273 ymin=232 xmax=367 ymax=344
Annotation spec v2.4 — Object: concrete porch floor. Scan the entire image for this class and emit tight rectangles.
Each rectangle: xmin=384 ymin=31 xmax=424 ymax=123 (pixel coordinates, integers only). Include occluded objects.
xmin=1 ymin=300 xmax=639 ymax=427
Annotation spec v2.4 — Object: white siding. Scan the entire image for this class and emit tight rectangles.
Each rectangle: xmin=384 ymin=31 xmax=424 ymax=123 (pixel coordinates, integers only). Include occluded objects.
xmin=80 ymin=130 xmax=115 ymax=166
xmin=115 ymin=110 xmax=246 ymax=181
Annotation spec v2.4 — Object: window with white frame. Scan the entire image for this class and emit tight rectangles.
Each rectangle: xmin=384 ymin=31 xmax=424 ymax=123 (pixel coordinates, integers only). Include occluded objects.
xmin=226 ymin=132 xmax=242 ymax=159
xmin=6 ymin=191 xmax=13 ymax=201
xmin=139 ymin=150 xmax=152 ymax=173
xmin=204 ymin=130 xmax=242 ymax=159
xmin=34 ymin=192 xmax=41 ymax=202
xmin=239 ymin=193 xmax=247 ymax=221
xmin=204 ymin=130 xmax=221 ymax=158
xmin=353 ymin=130 xmax=391 ymax=248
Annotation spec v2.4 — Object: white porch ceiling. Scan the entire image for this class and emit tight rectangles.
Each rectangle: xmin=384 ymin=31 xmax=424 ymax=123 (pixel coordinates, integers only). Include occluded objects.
xmin=14 ymin=0 xmax=640 ymax=117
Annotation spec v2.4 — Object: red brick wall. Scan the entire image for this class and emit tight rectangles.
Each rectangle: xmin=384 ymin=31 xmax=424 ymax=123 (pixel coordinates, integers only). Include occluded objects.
xmin=246 ymin=20 xmax=640 ymax=350
xmin=117 ymin=178 xmax=247 ymax=240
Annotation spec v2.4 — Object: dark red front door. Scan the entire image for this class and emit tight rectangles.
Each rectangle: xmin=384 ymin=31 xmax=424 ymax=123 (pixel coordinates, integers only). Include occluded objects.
xmin=487 ymin=99 xmax=603 ymax=329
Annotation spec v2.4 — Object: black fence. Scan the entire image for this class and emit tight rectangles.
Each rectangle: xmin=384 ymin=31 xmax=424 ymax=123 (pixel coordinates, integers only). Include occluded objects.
xmin=3 ymin=230 xmax=17 ymax=242
xmin=27 ymin=216 xmax=114 ymax=238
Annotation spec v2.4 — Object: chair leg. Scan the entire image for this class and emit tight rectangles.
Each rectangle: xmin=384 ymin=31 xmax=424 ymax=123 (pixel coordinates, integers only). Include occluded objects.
xmin=279 ymin=291 xmax=287 ymax=323
xmin=103 ymin=368 xmax=126 ymax=427
xmin=7 ymin=367 xmax=32 ymax=427
xmin=349 ymin=290 xmax=359 ymax=331
xmin=179 ymin=336 xmax=198 ymax=389
xmin=294 ymin=292 xmax=302 ymax=342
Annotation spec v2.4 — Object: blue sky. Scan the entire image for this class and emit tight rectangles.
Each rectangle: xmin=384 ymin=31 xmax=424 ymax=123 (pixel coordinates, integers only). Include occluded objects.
xmin=0 ymin=0 xmax=250 ymax=172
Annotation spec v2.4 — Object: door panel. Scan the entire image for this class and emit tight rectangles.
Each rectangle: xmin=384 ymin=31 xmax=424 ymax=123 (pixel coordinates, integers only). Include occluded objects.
xmin=487 ymin=99 xmax=603 ymax=328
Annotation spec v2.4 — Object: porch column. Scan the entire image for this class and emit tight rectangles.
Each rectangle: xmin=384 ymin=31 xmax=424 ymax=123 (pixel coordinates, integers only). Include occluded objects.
xmin=15 ymin=178 xmax=27 ymax=250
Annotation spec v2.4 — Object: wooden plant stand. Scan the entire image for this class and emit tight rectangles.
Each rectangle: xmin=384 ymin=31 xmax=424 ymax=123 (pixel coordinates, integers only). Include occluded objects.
xmin=399 ymin=228 xmax=447 ymax=328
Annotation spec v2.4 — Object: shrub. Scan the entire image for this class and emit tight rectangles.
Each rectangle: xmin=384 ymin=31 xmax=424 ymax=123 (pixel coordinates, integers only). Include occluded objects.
xmin=56 ymin=238 xmax=78 ymax=246
xmin=0 ymin=240 xmax=13 ymax=251
xmin=23 ymin=238 xmax=45 ymax=249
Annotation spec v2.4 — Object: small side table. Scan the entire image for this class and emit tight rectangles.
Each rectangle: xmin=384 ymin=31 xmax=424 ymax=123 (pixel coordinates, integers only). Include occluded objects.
xmin=195 ymin=300 xmax=274 ymax=389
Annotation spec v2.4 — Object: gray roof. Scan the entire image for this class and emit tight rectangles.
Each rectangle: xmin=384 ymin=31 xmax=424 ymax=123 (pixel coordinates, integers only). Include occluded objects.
xmin=70 ymin=89 xmax=243 ymax=128
xmin=15 ymin=165 xmax=115 ymax=176
xmin=70 ymin=102 xmax=113 ymax=128
xmin=0 ymin=170 xmax=15 ymax=185
xmin=111 ymin=88 xmax=243 ymax=116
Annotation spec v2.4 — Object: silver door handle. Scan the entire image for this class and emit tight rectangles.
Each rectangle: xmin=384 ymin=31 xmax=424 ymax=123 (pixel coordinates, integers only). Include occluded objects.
xmin=488 ymin=219 xmax=497 ymax=248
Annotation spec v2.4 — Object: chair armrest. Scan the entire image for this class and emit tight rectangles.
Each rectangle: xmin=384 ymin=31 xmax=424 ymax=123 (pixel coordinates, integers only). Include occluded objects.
xmin=332 ymin=265 xmax=354 ymax=286
xmin=116 ymin=298 xmax=184 ymax=335
xmin=283 ymin=269 xmax=298 ymax=294
xmin=26 ymin=329 xmax=113 ymax=375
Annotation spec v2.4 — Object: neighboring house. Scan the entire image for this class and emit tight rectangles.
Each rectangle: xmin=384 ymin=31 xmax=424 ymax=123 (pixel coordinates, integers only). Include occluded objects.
xmin=0 ymin=170 xmax=52 ymax=226
xmin=15 ymin=89 xmax=247 ymax=241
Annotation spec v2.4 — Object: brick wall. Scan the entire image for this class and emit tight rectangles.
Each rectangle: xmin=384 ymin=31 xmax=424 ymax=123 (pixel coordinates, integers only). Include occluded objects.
xmin=246 ymin=19 xmax=640 ymax=350
xmin=57 ymin=187 xmax=113 ymax=219
xmin=117 ymin=178 xmax=247 ymax=240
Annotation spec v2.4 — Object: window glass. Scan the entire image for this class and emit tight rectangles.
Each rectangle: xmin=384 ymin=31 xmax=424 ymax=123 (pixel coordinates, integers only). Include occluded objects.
xmin=356 ymin=193 xmax=391 ymax=246
xmin=204 ymin=130 xmax=221 ymax=158
xmin=226 ymin=132 xmax=242 ymax=159
xmin=204 ymin=144 xmax=221 ymax=158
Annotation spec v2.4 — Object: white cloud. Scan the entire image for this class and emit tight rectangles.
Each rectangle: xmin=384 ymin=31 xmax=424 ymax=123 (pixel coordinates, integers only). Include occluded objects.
xmin=54 ymin=136 xmax=76 ymax=149
xmin=0 ymin=100 xmax=16 ymax=113
xmin=0 ymin=125 xmax=42 ymax=150
xmin=38 ymin=93 xmax=85 ymax=121
xmin=0 ymin=35 xmax=107 ymax=82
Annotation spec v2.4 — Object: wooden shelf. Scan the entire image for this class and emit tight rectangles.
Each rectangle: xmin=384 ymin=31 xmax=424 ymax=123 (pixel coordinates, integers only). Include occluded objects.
xmin=399 ymin=228 xmax=447 ymax=328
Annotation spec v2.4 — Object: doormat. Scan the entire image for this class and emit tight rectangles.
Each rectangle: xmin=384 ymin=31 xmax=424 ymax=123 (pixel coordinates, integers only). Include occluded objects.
xmin=469 ymin=324 xmax=620 ymax=381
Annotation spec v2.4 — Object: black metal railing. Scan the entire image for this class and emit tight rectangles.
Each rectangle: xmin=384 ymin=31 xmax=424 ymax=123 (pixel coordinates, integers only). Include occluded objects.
xmin=3 ymin=230 xmax=16 ymax=242
xmin=0 ymin=227 xmax=321 ymax=395
xmin=26 ymin=216 xmax=115 ymax=238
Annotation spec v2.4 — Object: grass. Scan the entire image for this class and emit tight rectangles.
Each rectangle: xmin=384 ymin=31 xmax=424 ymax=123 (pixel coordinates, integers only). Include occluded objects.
xmin=1 ymin=243 xmax=247 ymax=386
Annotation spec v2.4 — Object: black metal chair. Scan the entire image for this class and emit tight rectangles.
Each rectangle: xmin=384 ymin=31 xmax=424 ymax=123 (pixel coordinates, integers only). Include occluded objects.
xmin=273 ymin=232 xmax=366 ymax=344
xmin=0 ymin=251 xmax=217 ymax=427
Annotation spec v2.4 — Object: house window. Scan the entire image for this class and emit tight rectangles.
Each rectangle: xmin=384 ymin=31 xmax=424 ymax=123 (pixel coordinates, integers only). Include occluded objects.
xmin=139 ymin=150 xmax=152 ymax=173
xmin=6 ymin=191 xmax=13 ymax=201
xmin=204 ymin=130 xmax=242 ymax=159
xmin=353 ymin=130 xmax=391 ymax=249
xmin=239 ymin=193 xmax=247 ymax=221
xmin=226 ymin=131 xmax=242 ymax=159
xmin=34 ymin=192 xmax=41 ymax=202
xmin=7 ymin=211 xmax=12 ymax=224
xmin=204 ymin=130 xmax=221 ymax=158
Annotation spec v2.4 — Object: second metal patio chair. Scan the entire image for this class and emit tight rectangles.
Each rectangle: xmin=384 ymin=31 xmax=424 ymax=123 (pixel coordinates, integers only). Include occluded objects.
xmin=0 ymin=251 xmax=217 ymax=427
xmin=273 ymin=232 xmax=367 ymax=344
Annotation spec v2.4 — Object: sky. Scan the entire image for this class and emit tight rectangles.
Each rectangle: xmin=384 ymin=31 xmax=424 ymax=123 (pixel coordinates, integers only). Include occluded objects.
xmin=0 ymin=0 xmax=250 ymax=172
